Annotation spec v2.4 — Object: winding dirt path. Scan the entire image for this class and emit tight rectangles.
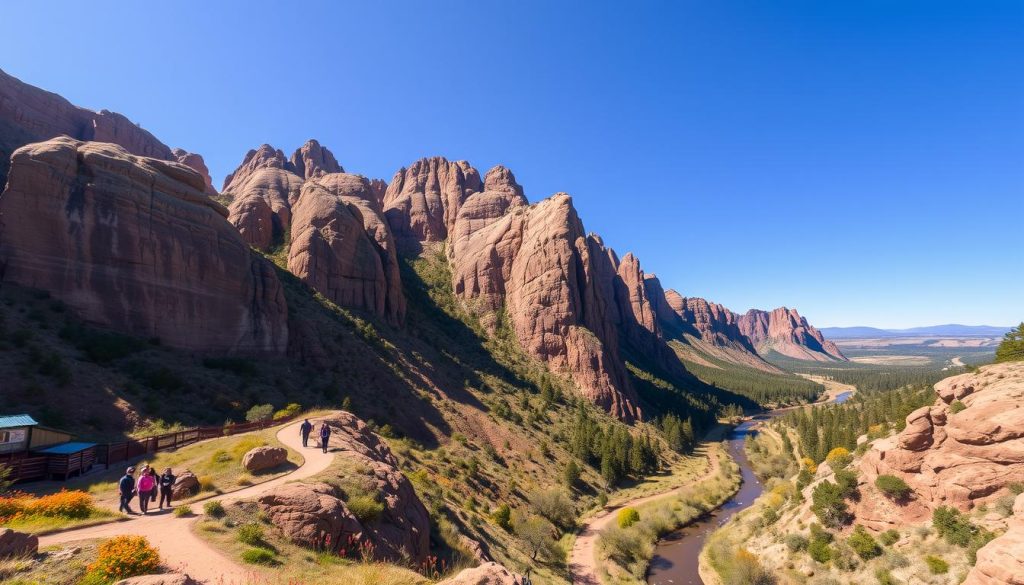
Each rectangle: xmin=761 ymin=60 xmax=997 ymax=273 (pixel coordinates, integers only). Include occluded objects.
xmin=568 ymin=437 xmax=723 ymax=585
xmin=39 ymin=414 xmax=339 ymax=584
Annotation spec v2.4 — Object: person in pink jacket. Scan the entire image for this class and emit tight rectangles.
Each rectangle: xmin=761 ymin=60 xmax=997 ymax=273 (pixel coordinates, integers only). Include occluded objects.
xmin=136 ymin=466 xmax=157 ymax=514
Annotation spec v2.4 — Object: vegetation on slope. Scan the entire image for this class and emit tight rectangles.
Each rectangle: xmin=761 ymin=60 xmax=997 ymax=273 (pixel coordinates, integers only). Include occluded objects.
xmin=996 ymin=322 xmax=1024 ymax=363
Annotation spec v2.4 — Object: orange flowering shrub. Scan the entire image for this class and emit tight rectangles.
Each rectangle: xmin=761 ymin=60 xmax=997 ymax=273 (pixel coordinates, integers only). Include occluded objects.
xmin=85 ymin=535 xmax=160 ymax=582
xmin=0 ymin=489 xmax=95 ymax=523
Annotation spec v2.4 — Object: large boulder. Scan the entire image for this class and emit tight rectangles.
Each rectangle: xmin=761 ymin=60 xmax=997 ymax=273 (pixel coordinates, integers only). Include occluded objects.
xmin=0 ymin=528 xmax=38 ymax=558
xmin=856 ymin=362 xmax=1024 ymax=527
xmin=171 ymin=471 xmax=200 ymax=499
xmin=241 ymin=446 xmax=288 ymax=472
xmin=257 ymin=482 xmax=365 ymax=551
xmin=0 ymin=138 xmax=289 ymax=355
xmin=437 ymin=562 xmax=521 ymax=585
xmin=964 ymin=493 xmax=1024 ymax=585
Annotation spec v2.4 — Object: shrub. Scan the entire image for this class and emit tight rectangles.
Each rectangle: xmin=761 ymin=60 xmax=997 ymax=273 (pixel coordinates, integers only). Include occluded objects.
xmin=949 ymin=400 xmax=967 ymax=414
xmin=274 ymin=403 xmax=302 ymax=420
xmin=599 ymin=524 xmax=650 ymax=568
xmin=925 ymin=555 xmax=949 ymax=574
xmin=811 ymin=481 xmax=850 ymax=528
xmin=346 ymin=494 xmax=384 ymax=523
xmin=173 ymin=505 xmax=192 ymax=518
xmin=617 ymin=507 xmax=640 ymax=528
xmin=761 ymin=506 xmax=779 ymax=527
xmin=512 ymin=510 xmax=562 ymax=562
xmin=933 ymin=505 xmax=975 ymax=546
xmin=241 ymin=547 xmax=277 ymax=565
xmin=491 ymin=504 xmax=512 ymax=531
xmin=27 ymin=489 xmax=94 ymax=518
xmin=879 ymin=529 xmax=900 ymax=546
xmin=198 ymin=476 xmax=217 ymax=492
xmin=245 ymin=404 xmax=274 ymax=423
xmin=203 ymin=500 xmax=225 ymax=518
xmin=875 ymin=475 xmax=912 ymax=500
xmin=237 ymin=523 xmax=264 ymax=545
xmin=1009 ymin=482 xmax=1024 ymax=495
xmin=834 ymin=469 xmax=858 ymax=497
xmin=994 ymin=494 xmax=1016 ymax=517
xmin=84 ymin=535 xmax=160 ymax=582
xmin=528 ymin=487 xmax=576 ymax=531
xmin=808 ymin=538 xmax=832 ymax=563
xmin=875 ymin=569 xmax=900 ymax=585
xmin=785 ymin=534 xmax=808 ymax=552
xmin=564 ymin=460 xmax=581 ymax=488
xmin=848 ymin=525 xmax=882 ymax=560
xmin=825 ymin=447 xmax=853 ymax=470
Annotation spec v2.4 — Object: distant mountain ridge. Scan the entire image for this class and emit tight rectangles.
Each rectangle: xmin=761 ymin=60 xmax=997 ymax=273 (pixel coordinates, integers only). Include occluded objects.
xmin=821 ymin=324 xmax=1013 ymax=338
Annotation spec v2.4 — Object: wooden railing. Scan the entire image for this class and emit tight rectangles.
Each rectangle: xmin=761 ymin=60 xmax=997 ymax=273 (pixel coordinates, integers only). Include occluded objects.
xmin=2 ymin=414 xmax=299 ymax=484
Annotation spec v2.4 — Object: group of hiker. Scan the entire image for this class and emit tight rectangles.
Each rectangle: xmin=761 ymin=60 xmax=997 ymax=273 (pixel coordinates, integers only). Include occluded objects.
xmin=118 ymin=465 xmax=175 ymax=515
xmin=299 ymin=418 xmax=331 ymax=453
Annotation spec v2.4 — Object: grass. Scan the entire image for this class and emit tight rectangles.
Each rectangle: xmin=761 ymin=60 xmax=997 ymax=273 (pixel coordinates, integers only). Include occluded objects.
xmin=23 ymin=423 xmax=303 ymax=510
xmin=0 ymin=541 xmax=99 ymax=584
xmin=0 ymin=508 xmax=121 ymax=535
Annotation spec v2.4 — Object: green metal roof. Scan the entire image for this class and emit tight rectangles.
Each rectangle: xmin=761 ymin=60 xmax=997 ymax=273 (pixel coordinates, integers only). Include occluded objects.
xmin=0 ymin=414 xmax=39 ymax=429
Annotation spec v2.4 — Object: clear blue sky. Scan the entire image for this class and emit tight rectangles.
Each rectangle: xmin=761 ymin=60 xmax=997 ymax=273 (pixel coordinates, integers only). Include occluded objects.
xmin=3 ymin=1 xmax=1022 ymax=328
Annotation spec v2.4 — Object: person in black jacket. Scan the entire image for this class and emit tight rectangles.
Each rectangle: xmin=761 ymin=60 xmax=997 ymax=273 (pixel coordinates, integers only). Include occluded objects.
xmin=158 ymin=467 xmax=176 ymax=510
xmin=118 ymin=467 xmax=136 ymax=514
xmin=319 ymin=423 xmax=332 ymax=454
xmin=300 ymin=419 xmax=313 ymax=448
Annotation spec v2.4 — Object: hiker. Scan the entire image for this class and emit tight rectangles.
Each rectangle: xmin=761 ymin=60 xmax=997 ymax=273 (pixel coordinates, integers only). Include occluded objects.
xmin=300 ymin=418 xmax=314 ymax=448
xmin=148 ymin=467 xmax=159 ymax=505
xmin=137 ymin=465 xmax=156 ymax=514
xmin=319 ymin=422 xmax=332 ymax=454
xmin=159 ymin=467 xmax=176 ymax=510
xmin=118 ymin=466 xmax=136 ymax=514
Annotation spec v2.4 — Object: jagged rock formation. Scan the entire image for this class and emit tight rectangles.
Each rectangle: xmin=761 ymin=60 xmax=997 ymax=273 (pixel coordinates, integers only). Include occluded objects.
xmin=737 ymin=307 xmax=847 ymax=362
xmin=965 ymin=493 xmax=1024 ymax=585
xmin=171 ymin=148 xmax=217 ymax=195
xmin=856 ymin=362 xmax=1024 ymax=530
xmin=0 ymin=68 xmax=215 ymax=194
xmin=383 ymin=156 xmax=482 ymax=252
xmin=223 ymin=145 xmax=304 ymax=250
xmin=258 ymin=412 xmax=430 ymax=563
xmin=289 ymin=138 xmax=343 ymax=180
xmin=0 ymin=138 xmax=288 ymax=354
xmin=658 ymin=292 xmax=780 ymax=371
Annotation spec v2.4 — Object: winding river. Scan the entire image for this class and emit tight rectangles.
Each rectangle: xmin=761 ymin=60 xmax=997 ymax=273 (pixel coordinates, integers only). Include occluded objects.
xmin=646 ymin=391 xmax=853 ymax=585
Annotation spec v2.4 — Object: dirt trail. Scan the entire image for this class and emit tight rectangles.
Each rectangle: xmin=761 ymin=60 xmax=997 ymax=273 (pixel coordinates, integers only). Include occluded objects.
xmin=39 ymin=414 xmax=339 ymax=584
xmin=568 ymin=433 xmax=724 ymax=585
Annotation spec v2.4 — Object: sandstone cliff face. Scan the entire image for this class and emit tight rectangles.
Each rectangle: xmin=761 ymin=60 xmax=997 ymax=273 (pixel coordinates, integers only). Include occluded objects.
xmin=288 ymin=138 xmax=343 ymax=180
xmin=0 ymin=68 xmax=215 ymax=194
xmin=737 ymin=307 xmax=846 ymax=362
xmin=383 ymin=156 xmax=482 ymax=252
xmin=288 ymin=174 xmax=405 ymax=324
xmin=856 ymin=362 xmax=1024 ymax=530
xmin=171 ymin=148 xmax=217 ymax=196
xmin=449 ymin=191 xmax=640 ymax=421
xmin=964 ymin=493 xmax=1024 ymax=585
xmin=223 ymin=145 xmax=304 ymax=251
xmin=258 ymin=411 xmax=430 ymax=564
xmin=0 ymin=138 xmax=288 ymax=354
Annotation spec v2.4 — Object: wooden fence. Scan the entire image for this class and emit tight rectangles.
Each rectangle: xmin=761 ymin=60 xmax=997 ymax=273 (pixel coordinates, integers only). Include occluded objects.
xmin=1 ymin=414 xmax=298 ymax=484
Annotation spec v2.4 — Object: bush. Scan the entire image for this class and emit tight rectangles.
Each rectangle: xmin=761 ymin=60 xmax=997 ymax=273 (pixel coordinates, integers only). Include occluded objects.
xmin=245 ymin=404 xmax=274 ymax=423
xmin=203 ymin=500 xmax=225 ymax=518
xmin=785 ymin=534 xmax=808 ymax=552
xmin=0 ymin=489 xmax=96 ymax=521
xmin=528 ymin=487 xmax=576 ymax=531
xmin=825 ymin=447 xmax=853 ymax=470
xmin=875 ymin=569 xmax=900 ymax=585
xmin=84 ymin=535 xmax=160 ymax=582
xmin=274 ymin=402 xmax=302 ymax=420
xmin=848 ymin=525 xmax=882 ymax=560
xmin=617 ymin=507 xmax=640 ymax=528
xmin=949 ymin=400 xmax=967 ymax=414
xmin=491 ymin=504 xmax=512 ymax=531
xmin=875 ymin=475 xmax=912 ymax=500
xmin=237 ymin=523 xmax=264 ymax=545
xmin=241 ymin=547 xmax=277 ymax=565
xmin=933 ymin=505 xmax=975 ymax=546
xmin=173 ymin=505 xmax=192 ymax=518
xmin=808 ymin=524 xmax=833 ymax=563
xmin=834 ymin=469 xmax=858 ymax=497
xmin=811 ymin=481 xmax=850 ymax=528
xmin=564 ymin=460 xmax=581 ymax=488
xmin=512 ymin=510 xmax=563 ymax=562
xmin=346 ymin=493 xmax=384 ymax=523
xmin=925 ymin=555 xmax=949 ymax=574
xmin=879 ymin=529 xmax=900 ymax=546
xmin=599 ymin=524 xmax=650 ymax=568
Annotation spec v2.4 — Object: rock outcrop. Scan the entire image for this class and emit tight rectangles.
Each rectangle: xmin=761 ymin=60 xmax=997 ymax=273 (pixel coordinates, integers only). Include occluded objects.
xmin=856 ymin=362 xmax=1024 ymax=529
xmin=241 ymin=446 xmax=288 ymax=472
xmin=964 ymin=493 xmax=1024 ymax=585
xmin=449 ymin=192 xmax=640 ymax=421
xmin=223 ymin=145 xmax=304 ymax=250
xmin=288 ymin=174 xmax=405 ymax=324
xmin=383 ymin=156 xmax=482 ymax=252
xmin=737 ymin=307 xmax=846 ymax=362
xmin=289 ymin=139 xmax=342 ymax=180
xmin=260 ymin=412 xmax=430 ymax=563
xmin=172 ymin=148 xmax=217 ymax=196
xmin=114 ymin=574 xmax=200 ymax=585
xmin=0 ymin=68 xmax=214 ymax=194
xmin=0 ymin=138 xmax=288 ymax=354
xmin=437 ymin=562 xmax=521 ymax=585
xmin=0 ymin=528 xmax=37 ymax=558
xmin=171 ymin=471 xmax=200 ymax=499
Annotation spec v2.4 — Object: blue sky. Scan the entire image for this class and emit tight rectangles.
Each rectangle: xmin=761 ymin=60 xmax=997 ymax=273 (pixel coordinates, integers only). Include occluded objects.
xmin=3 ymin=1 xmax=1021 ymax=328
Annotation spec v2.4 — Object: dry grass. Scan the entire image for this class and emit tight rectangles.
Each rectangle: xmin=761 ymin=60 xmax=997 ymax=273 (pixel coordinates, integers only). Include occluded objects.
xmin=0 ymin=541 xmax=99 ymax=584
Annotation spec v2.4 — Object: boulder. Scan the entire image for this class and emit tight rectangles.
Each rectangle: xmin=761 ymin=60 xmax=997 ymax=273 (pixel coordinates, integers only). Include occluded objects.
xmin=241 ymin=446 xmax=288 ymax=472
xmin=171 ymin=471 xmax=200 ymax=499
xmin=0 ymin=138 xmax=289 ymax=355
xmin=114 ymin=574 xmax=200 ymax=585
xmin=964 ymin=493 xmax=1024 ymax=585
xmin=0 ymin=528 xmax=38 ymax=558
xmin=437 ymin=562 xmax=521 ymax=585
xmin=257 ymin=482 xmax=365 ymax=551
xmin=898 ymin=406 xmax=935 ymax=451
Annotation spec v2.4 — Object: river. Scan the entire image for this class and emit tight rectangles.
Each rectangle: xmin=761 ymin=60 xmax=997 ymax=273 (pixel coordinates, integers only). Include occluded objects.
xmin=646 ymin=391 xmax=853 ymax=585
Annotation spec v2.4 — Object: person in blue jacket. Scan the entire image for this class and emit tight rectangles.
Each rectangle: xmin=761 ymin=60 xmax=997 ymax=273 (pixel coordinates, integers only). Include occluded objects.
xmin=118 ymin=467 xmax=136 ymax=514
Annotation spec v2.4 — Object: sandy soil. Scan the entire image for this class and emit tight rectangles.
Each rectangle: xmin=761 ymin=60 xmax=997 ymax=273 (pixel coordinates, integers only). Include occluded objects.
xmin=39 ymin=414 xmax=340 ymax=584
